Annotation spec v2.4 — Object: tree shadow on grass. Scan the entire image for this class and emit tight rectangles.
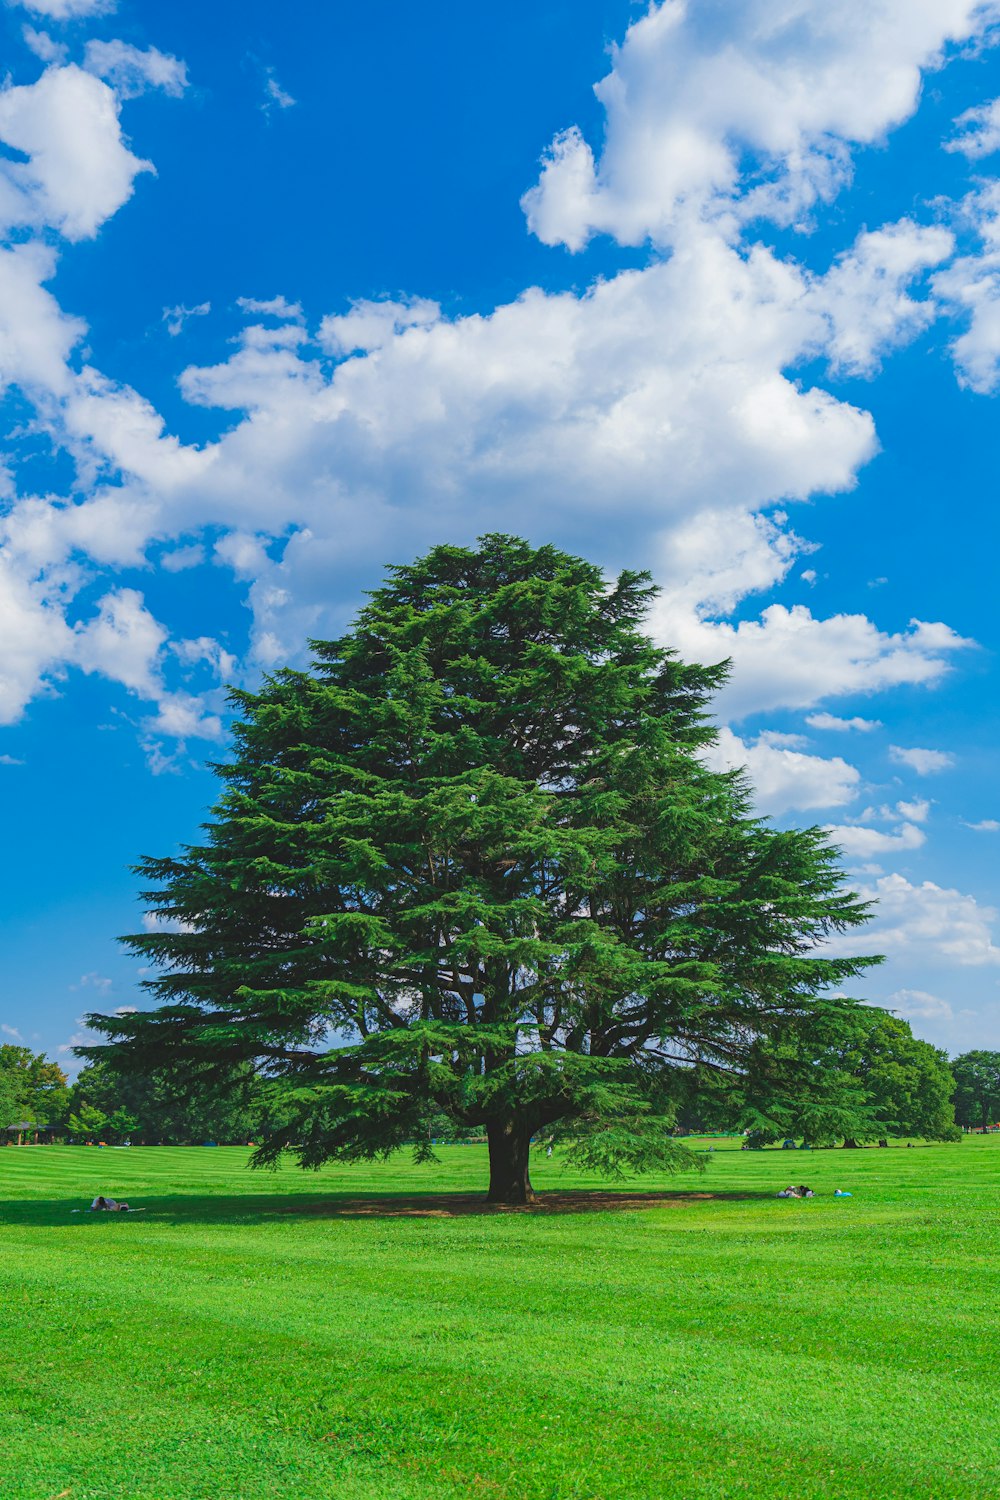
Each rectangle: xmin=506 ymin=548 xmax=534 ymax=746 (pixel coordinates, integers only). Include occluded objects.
xmin=0 ymin=1187 xmax=773 ymax=1228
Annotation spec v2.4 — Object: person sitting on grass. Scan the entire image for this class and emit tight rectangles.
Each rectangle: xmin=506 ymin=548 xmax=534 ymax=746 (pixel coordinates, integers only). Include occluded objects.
xmin=90 ymin=1196 xmax=132 ymax=1211
xmin=776 ymin=1186 xmax=801 ymax=1198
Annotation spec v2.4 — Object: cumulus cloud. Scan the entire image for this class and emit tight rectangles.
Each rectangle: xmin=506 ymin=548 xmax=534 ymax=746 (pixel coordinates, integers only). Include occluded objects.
xmin=654 ymin=595 xmax=970 ymax=721
xmin=832 ymin=873 xmax=1000 ymax=966
xmin=889 ymin=745 xmax=956 ymax=774
xmin=0 ymin=65 xmax=151 ymax=240
xmin=810 ymin=219 xmax=953 ymax=375
xmin=319 ymin=296 xmax=441 ymax=356
xmin=0 ymin=5 xmax=978 ymax=755
xmin=934 ymin=183 xmax=1000 ymax=393
xmin=522 ymin=0 xmax=998 ymax=251
xmin=0 ymin=223 xmax=972 ymax=729
xmin=826 ymin=821 xmax=926 ymax=857
xmin=83 ymin=40 xmax=188 ymax=100
xmin=945 ymin=96 xmax=1000 ymax=158
xmin=705 ymin=726 xmax=860 ymax=816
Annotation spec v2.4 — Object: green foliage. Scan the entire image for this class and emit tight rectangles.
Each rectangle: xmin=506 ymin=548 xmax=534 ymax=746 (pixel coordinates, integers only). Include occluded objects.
xmin=0 ymin=1044 xmax=68 ymax=1127
xmin=85 ymin=535 xmax=876 ymax=1200
xmin=846 ymin=1013 xmax=958 ymax=1142
xmin=684 ymin=1009 xmax=959 ymax=1144
xmin=67 ymin=1103 xmax=108 ymax=1138
xmin=69 ymin=1061 xmax=260 ymax=1144
xmin=950 ymin=1051 xmax=1000 ymax=1129
xmin=0 ymin=1070 xmax=22 ymax=1132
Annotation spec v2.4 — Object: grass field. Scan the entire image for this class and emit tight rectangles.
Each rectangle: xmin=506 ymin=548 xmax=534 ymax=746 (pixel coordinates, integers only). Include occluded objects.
xmin=2 ymin=1139 xmax=999 ymax=1500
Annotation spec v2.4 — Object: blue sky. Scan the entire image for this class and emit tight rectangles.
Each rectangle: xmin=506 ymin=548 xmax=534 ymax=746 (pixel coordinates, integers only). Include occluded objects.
xmin=1 ymin=0 xmax=1000 ymax=1068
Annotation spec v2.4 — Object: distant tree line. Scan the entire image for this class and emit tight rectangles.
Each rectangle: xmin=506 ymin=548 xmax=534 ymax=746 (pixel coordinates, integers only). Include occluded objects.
xmin=3 ymin=1032 xmax=1000 ymax=1149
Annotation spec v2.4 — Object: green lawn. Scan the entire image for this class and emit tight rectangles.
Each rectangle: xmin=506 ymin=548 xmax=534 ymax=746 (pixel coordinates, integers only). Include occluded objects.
xmin=2 ymin=1139 xmax=999 ymax=1500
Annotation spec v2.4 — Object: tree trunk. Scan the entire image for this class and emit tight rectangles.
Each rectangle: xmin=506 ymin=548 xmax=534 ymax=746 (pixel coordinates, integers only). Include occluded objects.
xmin=486 ymin=1118 xmax=535 ymax=1205
xmin=842 ymin=1138 xmax=861 ymax=1148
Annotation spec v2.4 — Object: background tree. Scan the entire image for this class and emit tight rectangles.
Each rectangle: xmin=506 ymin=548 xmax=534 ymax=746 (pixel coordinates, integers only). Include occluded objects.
xmin=0 ymin=1046 xmax=68 ymax=1127
xmin=950 ymin=1051 xmax=1000 ymax=1130
xmin=66 ymin=1103 xmax=108 ymax=1140
xmin=69 ymin=1061 xmax=260 ymax=1144
xmin=0 ymin=1067 xmax=22 ymax=1132
xmin=845 ymin=1014 xmax=958 ymax=1143
xmin=681 ymin=1011 xmax=958 ymax=1146
xmin=86 ymin=535 xmax=877 ymax=1203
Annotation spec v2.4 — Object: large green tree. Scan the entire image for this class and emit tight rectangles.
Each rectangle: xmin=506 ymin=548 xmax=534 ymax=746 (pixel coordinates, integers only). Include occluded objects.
xmin=950 ymin=1051 xmax=1000 ymax=1130
xmin=87 ymin=536 xmax=877 ymax=1203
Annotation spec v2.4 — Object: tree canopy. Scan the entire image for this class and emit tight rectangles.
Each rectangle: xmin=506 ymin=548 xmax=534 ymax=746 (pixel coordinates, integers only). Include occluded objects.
xmin=677 ymin=1010 xmax=957 ymax=1146
xmin=86 ymin=535 xmax=878 ymax=1202
xmin=68 ymin=1060 xmax=262 ymax=1145
xmin=950 ymin=1051 xmax=1000 ymax=1130
xmin=0 ymin=1045 xmax=68 ymax=1128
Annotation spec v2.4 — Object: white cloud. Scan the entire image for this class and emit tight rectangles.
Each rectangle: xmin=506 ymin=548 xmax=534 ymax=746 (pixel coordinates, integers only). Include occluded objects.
xmin=0 ymin=547 xmax=76 ymax=725
xmin=889 ymin=744 xmax=956 ymax=774
xmin=826 ymin=821 xmax=926 ymax=857
xmin=810 ymin=219 xmax=953 ymax=375
xmin=83 ymin=40 xmax=188 ymax=101
xmin=965 ymin=819 xmax=1000 ymax=832
xmin=0 ymin=222 xmax=970 ymax=728
xmin=14 ymin=0 xmax=115 ymax=17
xmin=945 ymin=96 xmax=1000 ymax=158
xmin=654 ymin=595 xmax=970 ymax=721
xmin=0 ymin=4 xmax=977 ymax=755
xmin=73 ymin=587 xmax=166 ymax=697
xmin=0 ymin=754 xmax=24 ymax=765
xmin=522 ymin=0 xmax=998 ymax=251
xmin=806 ymin=712 xmax=882 ymax=732
xmin=832 ymin=873 xmax=1000 ymax=967
xmin=236 ymin=294 xmax=303 ymax=320
xmin=319 ymin=296 xmax=441 ymax=356
xmin=160 ymin=543 xmax=205 ymax=572
xmin=886 ymin=987 xmax=954 ymax=1022
xmin=261 ymin=69 xmax=295 ymax=115
xmin=895 ymin=798 xmax=931 ymax=823
xmin=0 ymin=65 xmax=152 ymax=241
xmin=163 ymin=302 xmax=210 ymax=337
xmin=1 ymin=1023 xmax=22 ymax=1038
xmin=706 ymin=725 xmax=860 ymax=816
xmin=934 ymin=183 xmax=1000 ymax=393
xmin=22 ymin=26 xmax=66 ymax=63
xmin=171 ymin=635 xmax=237 ymax=681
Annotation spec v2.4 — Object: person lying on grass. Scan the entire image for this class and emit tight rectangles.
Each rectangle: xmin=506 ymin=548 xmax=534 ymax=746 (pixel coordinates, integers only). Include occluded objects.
xmin=776 ymin=1185 xmax=815 ymax=1198
xmin=90 ymin=1196 xmax=132 ymax=1211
